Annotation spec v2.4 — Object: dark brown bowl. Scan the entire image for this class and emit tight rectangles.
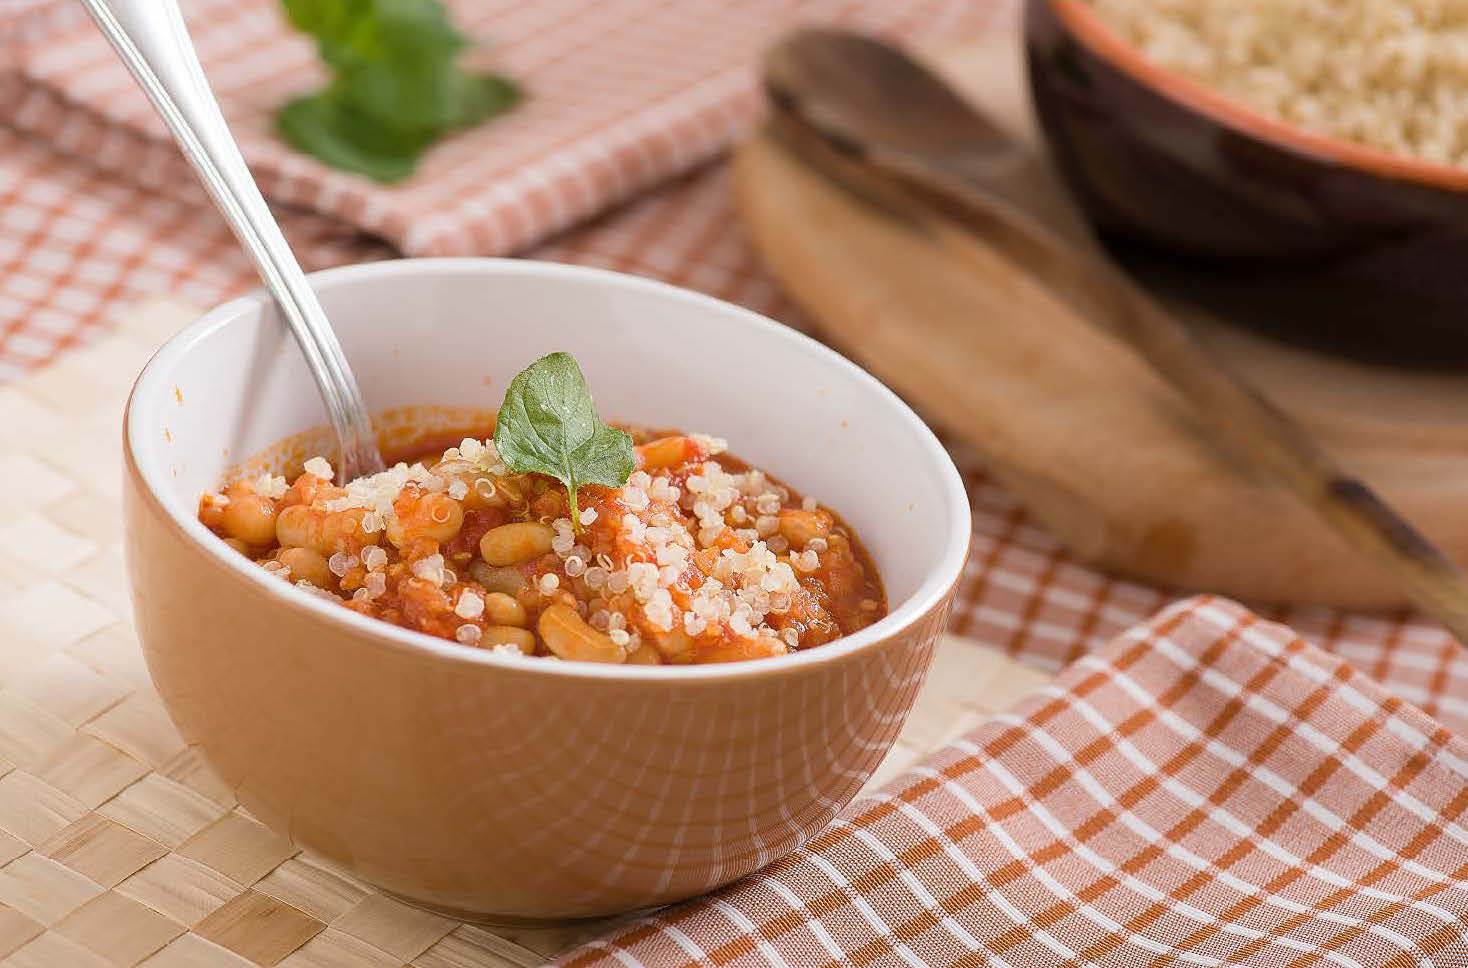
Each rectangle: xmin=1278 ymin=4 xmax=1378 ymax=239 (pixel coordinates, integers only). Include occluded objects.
xmin=1026 ymin=0 xmax=1468 ymax=364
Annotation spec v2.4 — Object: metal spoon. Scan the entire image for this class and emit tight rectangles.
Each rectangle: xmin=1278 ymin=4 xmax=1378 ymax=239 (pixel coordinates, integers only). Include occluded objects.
xmin=81 ymin=0 xmax=385 ymax=482
xmin=765 ymin=28 xmax=1468 ymax=642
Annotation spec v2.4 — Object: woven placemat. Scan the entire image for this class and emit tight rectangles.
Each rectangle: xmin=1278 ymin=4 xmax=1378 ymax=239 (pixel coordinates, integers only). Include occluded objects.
xmin=0 ymin=298 xmax=1052 ymax=967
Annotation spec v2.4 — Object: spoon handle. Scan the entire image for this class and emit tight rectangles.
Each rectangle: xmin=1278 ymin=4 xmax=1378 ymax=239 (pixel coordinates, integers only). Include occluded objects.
xmin=80 ymin=0 xmax=385 ymax=482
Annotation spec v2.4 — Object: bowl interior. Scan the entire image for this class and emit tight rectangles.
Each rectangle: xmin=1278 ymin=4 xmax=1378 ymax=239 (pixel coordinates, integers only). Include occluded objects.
xmin=127 ymin=259 xmax=968 ymax=664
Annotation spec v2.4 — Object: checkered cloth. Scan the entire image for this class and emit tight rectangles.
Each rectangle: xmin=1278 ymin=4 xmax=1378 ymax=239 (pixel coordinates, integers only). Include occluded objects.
xmin=3 ymin=2 xmax=1468 ymax=961
xmin=0 ymin=0 xmax=1002 ymax=362
xmin=557 ymin=596 xmax=1468 ymax=967
xmin=0 ymin=0 xmax=990 ymax=257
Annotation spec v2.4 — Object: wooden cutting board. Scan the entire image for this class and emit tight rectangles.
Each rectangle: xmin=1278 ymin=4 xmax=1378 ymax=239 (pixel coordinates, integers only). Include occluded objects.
xmin=734 ymin=34 xmax=1468 ymax=609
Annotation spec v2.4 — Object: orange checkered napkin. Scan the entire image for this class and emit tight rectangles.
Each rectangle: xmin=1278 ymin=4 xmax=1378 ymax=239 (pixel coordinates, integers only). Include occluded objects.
xmin=1 ymin=0 xmax=996 ymax=258
xmin=559 ymin=596 xmax=1468 ymax=968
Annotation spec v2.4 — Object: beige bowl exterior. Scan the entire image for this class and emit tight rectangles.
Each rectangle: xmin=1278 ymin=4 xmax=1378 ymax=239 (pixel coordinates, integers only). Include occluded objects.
xmin=125 ymin=464 xmax=954 ymax=916
xmin=123 ymin=259 xmax=967 ymax=919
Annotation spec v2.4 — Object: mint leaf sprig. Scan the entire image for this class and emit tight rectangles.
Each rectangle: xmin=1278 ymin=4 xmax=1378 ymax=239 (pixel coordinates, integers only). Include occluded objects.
xmin=493 ymin=353 xmax=635 ymax=533
xmin=276 ymin=0 xmax=521 ymax=183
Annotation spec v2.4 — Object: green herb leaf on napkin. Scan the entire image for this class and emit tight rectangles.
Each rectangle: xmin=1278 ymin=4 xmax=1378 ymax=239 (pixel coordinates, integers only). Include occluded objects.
xmin=493 ymin=353 xmax=635 ymax=531
xmin=277 ymin=0 xmax=521 ymax=183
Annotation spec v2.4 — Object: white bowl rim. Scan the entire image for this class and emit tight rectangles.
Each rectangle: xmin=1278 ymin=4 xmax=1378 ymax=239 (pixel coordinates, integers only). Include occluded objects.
xmin=127 ymin=257 xmax=971 ymax=682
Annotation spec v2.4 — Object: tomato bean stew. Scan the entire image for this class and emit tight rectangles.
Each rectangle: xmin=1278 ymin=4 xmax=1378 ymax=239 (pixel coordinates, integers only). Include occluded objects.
xmin=198 ymin=429 xmax=887 ymax=664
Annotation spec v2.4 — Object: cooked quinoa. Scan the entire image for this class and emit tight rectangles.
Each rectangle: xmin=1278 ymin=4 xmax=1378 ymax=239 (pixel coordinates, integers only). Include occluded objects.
xmin=199 ymin=430 xmax=887 ymax=665
xmin=1088 ymin=0 xmax=1468 ymax=167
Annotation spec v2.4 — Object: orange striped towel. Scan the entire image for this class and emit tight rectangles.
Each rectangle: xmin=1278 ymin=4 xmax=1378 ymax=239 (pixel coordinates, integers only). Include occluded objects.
xmin=0 ymin=0 xmax=997 ymax=257
xmin=560 ymin=596 xmax=1468 ymax=967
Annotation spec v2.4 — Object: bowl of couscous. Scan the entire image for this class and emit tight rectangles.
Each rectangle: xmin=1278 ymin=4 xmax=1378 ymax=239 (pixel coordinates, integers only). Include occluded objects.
xmin=1026 ymin=0 xmax=1468 ymax=361
xmin=122 ymin=258 xmax=970 ymax=920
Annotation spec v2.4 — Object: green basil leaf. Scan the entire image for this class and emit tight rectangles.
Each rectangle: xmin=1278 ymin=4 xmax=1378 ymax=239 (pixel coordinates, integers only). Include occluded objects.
xmin=338 ymin=64 xmax=519 ymax=132
xmin=275 ymin=93 xmax=425 ymax=183
xmin=493 ymin=353 xmax=635 ymax=528
xmin=284 ymin=0 xmax=462 ymax=72
xmin=454 ymin=73 xmax=522 ymax=128
xmin=276 ymin=0 xmax=520 ymax=183
xmin=280 ymin=0 xmax=357 ymax=46
xmin=573 ymin=423 xmax=639 ymax=490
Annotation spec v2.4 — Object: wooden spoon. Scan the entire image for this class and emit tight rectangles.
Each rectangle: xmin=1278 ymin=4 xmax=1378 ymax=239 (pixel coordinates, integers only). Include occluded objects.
xmin=764 ymin=28 xmax=1468 ymax=642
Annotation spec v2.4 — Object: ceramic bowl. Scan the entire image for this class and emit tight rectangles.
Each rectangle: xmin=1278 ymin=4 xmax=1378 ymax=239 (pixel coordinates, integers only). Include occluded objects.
xmin=122 ymin=258 xmax=969 ymax=920
xmin=1026 ymin=0 xmax=1468 ymax=362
